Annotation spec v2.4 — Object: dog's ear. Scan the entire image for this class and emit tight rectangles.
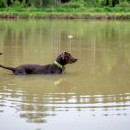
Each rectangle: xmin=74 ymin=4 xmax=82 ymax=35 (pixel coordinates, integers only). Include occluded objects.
xmin=61 ymin=52 xmax=67 ymax=59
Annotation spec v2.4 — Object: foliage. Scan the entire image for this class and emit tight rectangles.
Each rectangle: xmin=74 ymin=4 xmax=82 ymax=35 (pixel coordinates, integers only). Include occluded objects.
xmin=119 ymin=1 xmax=130 ymax=7
xmin=0 ymin=0 xmax=7 ymax=8
xmin=0 ymin=0 xmax=129 ymax=8
xmin=61 ymin=1 xmax=86 ymax=9
xmin=0 ymin=0 xmax=129 ymax=17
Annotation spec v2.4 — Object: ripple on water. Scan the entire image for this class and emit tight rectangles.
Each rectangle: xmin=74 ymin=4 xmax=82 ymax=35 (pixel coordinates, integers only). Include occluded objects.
xmin=0 ymin=88 xmax=130 ymax=123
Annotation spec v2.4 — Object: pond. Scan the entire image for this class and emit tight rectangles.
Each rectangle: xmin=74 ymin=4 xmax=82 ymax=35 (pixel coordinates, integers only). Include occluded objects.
xmin=0 ymin=19 xmax=130 ymax=130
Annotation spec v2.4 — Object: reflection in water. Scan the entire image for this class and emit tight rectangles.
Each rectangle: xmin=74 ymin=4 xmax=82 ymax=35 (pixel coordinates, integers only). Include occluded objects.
xmin=0 ymin=75 xmax=130 ymax=124
xmin=0 ymin=20 xmax=130 ymax=130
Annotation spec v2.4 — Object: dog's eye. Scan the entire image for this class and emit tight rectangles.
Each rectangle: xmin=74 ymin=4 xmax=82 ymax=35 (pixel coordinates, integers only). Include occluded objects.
xmin=65 ymin=56 xmax=70 ymax=60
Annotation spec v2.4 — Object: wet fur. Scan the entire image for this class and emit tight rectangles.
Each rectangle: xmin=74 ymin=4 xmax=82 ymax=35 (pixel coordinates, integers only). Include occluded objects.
xmin=0 ymin=52 xmax=77 ymax=75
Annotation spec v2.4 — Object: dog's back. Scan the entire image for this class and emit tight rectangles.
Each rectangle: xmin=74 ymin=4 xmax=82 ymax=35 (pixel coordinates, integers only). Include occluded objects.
xmin=0 ymin=52 xmax=77 ymax=75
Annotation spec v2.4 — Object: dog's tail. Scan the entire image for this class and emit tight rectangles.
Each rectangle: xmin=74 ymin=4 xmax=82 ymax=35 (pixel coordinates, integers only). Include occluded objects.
xmin=0 ymin=65 xmax=15 ymax=72
xmin=0 ymin=53 xmax=15 ymax=72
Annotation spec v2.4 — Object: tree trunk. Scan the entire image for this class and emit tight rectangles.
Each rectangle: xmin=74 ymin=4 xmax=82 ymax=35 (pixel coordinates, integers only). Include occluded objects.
xmin=105 ymin=0 xmax=109 ymax=6
xmin=40 ymin=0 xmax=43 ymax=7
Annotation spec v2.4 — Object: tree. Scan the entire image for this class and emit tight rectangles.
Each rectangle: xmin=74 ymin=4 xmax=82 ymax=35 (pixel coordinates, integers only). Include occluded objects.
xmin=6 ymin=0 xmax=14 ymax=6
xmin=112 ymin=0 xmax=119 ymax=6
xmin=105 ymin=0 xmax=119 ymax=6
xmin=105 ymin=0 xmax=109 ymax=5
xmin=0 ymin=0 xmax=7 ymax=7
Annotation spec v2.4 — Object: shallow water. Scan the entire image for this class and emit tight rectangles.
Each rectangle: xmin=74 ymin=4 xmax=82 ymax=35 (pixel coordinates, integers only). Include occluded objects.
xmin=0 ymin=20 xmax=130 ymax=130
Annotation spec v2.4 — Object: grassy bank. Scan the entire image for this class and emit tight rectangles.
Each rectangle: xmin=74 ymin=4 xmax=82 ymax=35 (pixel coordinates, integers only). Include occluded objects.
xmin=0 ymin=7 xmax=130 ymax=19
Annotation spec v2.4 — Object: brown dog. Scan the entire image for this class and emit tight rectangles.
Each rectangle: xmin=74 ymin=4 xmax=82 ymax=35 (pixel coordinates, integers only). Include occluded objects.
xmin=0 ymin=52 xmax=77 ymax=75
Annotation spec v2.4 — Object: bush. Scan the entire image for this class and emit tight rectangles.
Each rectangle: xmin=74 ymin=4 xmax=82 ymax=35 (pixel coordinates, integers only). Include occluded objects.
xmin=61 ymin=1 xmax=85 ymax=9
xmin=10 ymin=0 xmax=24 ymax=8
xmin=0 ymin=0 xmax=7 ymax=8
xmin=119 ymin=1 xmax=130 ymax=7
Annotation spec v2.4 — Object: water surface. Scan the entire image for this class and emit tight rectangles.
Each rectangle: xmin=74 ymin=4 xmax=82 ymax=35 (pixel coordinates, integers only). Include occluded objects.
xmin=0 ymin=20 xmax=130 ymax=130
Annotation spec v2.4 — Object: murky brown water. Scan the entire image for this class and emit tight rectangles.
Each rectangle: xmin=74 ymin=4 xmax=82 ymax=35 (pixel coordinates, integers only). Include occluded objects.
xmin=0 ymin=20 xmax=130 ymax=130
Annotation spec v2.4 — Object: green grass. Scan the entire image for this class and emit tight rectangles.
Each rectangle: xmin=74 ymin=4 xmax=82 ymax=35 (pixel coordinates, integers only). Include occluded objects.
xmin=0 ymin=6 xmax=130 ymax=19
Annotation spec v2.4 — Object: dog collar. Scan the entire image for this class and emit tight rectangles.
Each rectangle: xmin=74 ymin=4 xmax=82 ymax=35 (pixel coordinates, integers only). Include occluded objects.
xmin=54 ymin=61 xmax=63 ymax=69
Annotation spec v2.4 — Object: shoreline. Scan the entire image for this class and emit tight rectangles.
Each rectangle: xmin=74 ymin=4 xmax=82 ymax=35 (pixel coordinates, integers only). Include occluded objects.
xmin=0 ymin=10 xmax=130 ymax=20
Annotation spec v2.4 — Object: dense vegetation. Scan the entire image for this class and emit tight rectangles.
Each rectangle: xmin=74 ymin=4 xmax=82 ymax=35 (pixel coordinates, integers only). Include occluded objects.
xmin=0 ymin=0 xmax=130 ymax=19
xmin=0 ymin=0 xmax=129 ymax=8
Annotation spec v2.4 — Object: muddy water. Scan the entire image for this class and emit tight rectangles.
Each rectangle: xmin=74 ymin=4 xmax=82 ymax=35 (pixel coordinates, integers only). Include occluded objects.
xmin=0 ymin=20 xmax=130 ymax=130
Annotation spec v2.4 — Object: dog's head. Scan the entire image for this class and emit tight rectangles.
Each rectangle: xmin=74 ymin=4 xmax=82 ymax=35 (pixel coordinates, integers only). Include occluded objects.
xmin=56 ymin=52 xmax=77 ymax=65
